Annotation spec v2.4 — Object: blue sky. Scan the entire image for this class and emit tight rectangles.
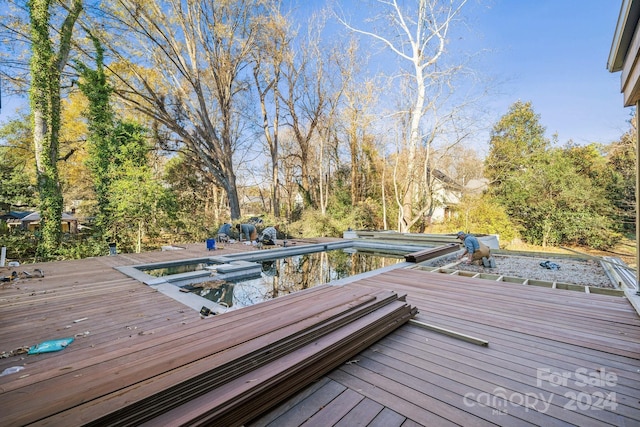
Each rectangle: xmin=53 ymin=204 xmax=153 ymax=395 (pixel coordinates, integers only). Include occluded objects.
xmin=462 ymin=0 xmax=631 ymax=147
xmin=1 ymin=0 xmax=630 ymax=150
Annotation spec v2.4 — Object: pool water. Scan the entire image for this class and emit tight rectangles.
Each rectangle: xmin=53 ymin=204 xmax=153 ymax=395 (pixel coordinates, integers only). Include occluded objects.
xmin=183 ymin=249 xmax=404 ymax=309
xmin=143 ymin=262 xmax=215 ymax=277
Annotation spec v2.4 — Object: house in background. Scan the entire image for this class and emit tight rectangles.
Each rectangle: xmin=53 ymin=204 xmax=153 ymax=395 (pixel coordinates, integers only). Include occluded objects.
xmin=608 ymin=0 xmax=640 ymax=288
xmin=428 ymin=169 xmax=462 ymax=222
xmin=429 ymin=169 xmax=489 ymax=223
xmin=0 ymin=211 xmax=32 ymax=228
xmin=463 ymin=177 xmax=489 ymax=195
xmin=1 ymin=211 xmax=79 ymax=233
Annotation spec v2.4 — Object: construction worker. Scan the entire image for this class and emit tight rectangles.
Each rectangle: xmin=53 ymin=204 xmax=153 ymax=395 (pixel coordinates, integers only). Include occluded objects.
xmin=456 ymin=231 xmax=491 ymax=265
xmin=236 ymin=223 xmax=258 ymax=242
xmin=257 ymin=225 xmax=279 ymax=246
xmin=216 ymin=223 xmax=232 ymax=242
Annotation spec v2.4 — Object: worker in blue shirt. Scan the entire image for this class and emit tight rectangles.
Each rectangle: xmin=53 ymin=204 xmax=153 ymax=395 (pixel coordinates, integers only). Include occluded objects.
xmin=456 ymin=231 xmax=491 ymax=265
xmin=236 ymin=223 xmax=258 ymax=242
xmin=216 ymin=223 xmax=232 ymax=241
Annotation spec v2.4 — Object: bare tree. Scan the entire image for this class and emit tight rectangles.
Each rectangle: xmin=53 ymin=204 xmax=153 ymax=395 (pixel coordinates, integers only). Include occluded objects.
xmin=337 ymin=40 xmax=380 ymax=207
xmin=315 ymin=96 xmax=341 ymax=216
xmin=279 ymin=12 xmax=333 ymax=210
xmin=252 ymin=6 xmax=290 ymax=218
xmin=0 ymin=1 xmax=32 ymax=95
xmin=339 ymin=0 xmax=468 ymax=232
xmin=98 ymin=0 xmax=273 ymax=220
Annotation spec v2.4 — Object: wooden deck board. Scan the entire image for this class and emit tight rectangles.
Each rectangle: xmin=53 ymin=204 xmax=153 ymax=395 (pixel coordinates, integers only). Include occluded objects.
xmin=1 ymin=241 xmax=639 ymax=426
xmin=3 ymin=288 xmax=401 ymax=425
xmin=368 ymin=407 xmax=408 ymax=427
xmin=404 ymin=321 xmax=640 ymax=394
xmin=332 ymin=397 xmax=385 ymax=427
xmin=9 ymin=286 xmax=359 ymax=378
xmin=247 ymin=377 xmax=335 ymax=427
xmin=410 ymin=314 xmax=640 ymax=381
xmin=327 ymin=369 xmax=459 ymax=427
xmin=258 ymin=268 xmax=640 ymax=426
xmin=354 ymin=348 xmax=551 ymax=426
xmin=368 ymin=333 xmax=637 ymax=426
xmin=257 ymin=380 xmax=348 ymax=426
xmin=355 ymin=271 xmax=640 ymax=355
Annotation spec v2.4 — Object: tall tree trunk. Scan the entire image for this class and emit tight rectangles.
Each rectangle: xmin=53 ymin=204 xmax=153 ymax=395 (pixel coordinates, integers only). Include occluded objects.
xmin=253 ymin=60 xmax=282 ymax=218
xmin=402 ymin=60 xmax=426 ymax=232
xmin=29 ymin=0 xmax=82 ymax=257
xmin=382 ymin=159 xmax=388 ymax=230
xmin=225 ymin=172 xmax=241 ymax=220
xmin=349 ymin=118 xmax=359 ymax=207
xmin=318 ymin=135 xmax=326 ymax=215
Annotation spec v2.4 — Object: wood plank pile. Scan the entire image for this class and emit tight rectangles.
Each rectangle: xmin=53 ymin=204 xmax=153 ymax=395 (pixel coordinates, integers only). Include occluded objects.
xmin=6 ymin=285 xmax=415 ymax=426
xmin=404 ymin=243 xmax=460 ymax=263
xmin=356 ymin=231 xmax=462 ymax=245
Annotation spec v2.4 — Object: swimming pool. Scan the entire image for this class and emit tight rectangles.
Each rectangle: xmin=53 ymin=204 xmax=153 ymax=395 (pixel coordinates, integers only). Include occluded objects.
xmin=182 ymin=248 xmax=405 ymax=309
xmin=115 ymin=241 xmax=432 ymax=313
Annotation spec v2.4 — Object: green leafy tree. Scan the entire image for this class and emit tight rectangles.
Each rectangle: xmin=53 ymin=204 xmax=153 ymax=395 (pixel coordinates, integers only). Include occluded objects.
xmin=604 ymin=122 xmax=636 ymax=234
xmin=163 ymin=153 xmax=222 ymax=240
xmin=107 ymin=122 xmax=175 ymax=253
xmin=485 ymin=102 xmax=619 ymax=249
xmin=498 ymin=148 xmax=617 ymax=248
xmin=449 ymin=195 xmax=518 ymax=246
xmin=0 ymin=116 xmax=37 ymax=211
xmin=563 ymin=143 xmax=608 ymax=183
xmin=485 ymin=100 xmax=549 ymax=191
xmin=110 ymin=161 xmax=174 ymax=253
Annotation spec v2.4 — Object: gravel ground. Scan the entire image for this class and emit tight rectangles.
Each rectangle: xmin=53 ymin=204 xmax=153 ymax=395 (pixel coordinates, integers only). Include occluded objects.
xmin=428 ymin=254 xmax=614 ymax=288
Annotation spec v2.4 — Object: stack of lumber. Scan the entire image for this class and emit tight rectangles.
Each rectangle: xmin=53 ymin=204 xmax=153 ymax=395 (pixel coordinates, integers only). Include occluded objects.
xmin=5 ymin=284 xmax=415 ymax=426
xmin=404 ymin=243 xmax=460 ymax=263
xmin=356 ymin=230 xmax=462 ymax=246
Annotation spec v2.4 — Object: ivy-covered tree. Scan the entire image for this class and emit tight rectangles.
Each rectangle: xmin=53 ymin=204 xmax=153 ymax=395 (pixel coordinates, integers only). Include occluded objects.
xmin=76 ymin=34 xmax=116 ymax=241
xmin=28 ymin=0 xmax=82 ymax=257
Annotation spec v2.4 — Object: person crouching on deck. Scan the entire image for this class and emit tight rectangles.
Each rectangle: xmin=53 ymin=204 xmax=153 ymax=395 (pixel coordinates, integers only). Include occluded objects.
xmin=236 ymin=223 xmax=258 ymax=242
xmin=456 ymin=231 xmax=491 ymax=265
xmin=217 ymin=223 xmax=232 ymax=242
xmin=257 ymin=225 xmax=279 ymax=246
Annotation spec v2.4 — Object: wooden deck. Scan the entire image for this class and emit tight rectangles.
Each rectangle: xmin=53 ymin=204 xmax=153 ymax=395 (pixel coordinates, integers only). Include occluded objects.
xmin=1 ymin=241 xmax=639 ymax=426
xmin=251 ymin=269 xmax=640 ymax=426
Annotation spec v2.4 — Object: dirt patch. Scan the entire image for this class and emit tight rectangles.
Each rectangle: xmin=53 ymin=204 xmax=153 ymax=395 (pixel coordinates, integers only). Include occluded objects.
xmin=428 ymin=254 xmax=614 ymax=288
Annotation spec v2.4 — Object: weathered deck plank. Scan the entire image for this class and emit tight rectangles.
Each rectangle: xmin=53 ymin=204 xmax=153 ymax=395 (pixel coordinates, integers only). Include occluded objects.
xmin=1 ymin=241 xmax=639 ymax=426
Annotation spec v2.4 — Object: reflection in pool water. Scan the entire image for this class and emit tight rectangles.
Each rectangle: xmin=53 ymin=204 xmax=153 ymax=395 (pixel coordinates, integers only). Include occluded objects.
xmin=185 ymin=249 xmax=403 ymax=309
xmin=143 ymin=262 xmax=214 ymax=277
